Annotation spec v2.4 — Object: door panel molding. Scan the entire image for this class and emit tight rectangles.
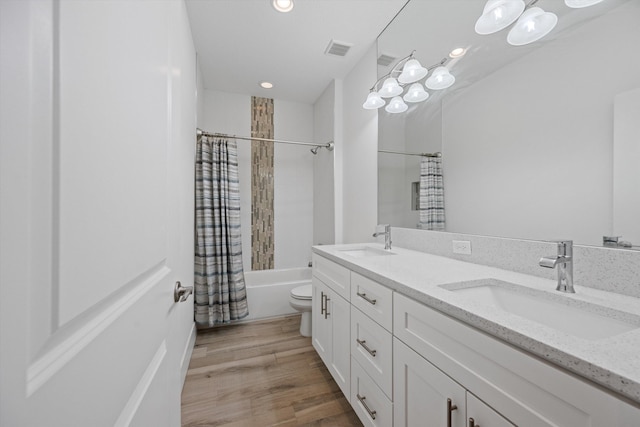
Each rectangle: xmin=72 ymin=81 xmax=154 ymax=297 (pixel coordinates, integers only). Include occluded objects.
xmin=27 ymin=264 xmax=170 ymax=396
xmin=115 ymin=340 xmax=167 ymax=427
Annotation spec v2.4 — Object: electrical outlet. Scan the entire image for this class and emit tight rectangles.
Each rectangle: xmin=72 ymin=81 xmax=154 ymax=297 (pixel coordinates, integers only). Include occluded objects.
xmin=452 ymin=240 xmax=472 ymax=255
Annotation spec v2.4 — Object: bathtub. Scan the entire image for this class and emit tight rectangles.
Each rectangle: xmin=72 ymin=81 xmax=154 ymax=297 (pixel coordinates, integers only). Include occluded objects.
xmin=243 ymin=267 xmax=312 ymax=321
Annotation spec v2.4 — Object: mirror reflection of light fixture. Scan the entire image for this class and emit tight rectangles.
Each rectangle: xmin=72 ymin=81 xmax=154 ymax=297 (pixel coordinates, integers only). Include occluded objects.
xmin=403 ymin=83 xmax=430 ymax=103
xmin=362 ymin=51 xmax=454 ymax=112
xmin=378 ymin=78 xmax=403 ymax=98
xmin=425 ymin=67 xmax=455 ymax=90
xmin=475 ymin=0 xmax=526 ymax=35
xmin=398 ymin=59 xmax=428 ymax=84
xmin=385 ymin=96 xmax=408 ymax=114
xmin=507 ymin=7 xmax=558 ymax=46
xmin=565 ymin=0 xmax=605 ymax=8
xmin=362 ymin=92 xmax=386 ymax=109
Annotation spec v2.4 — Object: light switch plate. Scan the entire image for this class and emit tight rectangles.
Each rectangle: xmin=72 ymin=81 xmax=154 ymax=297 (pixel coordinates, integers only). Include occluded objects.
xmin=452 ymin=240 xmax=472 ymax=255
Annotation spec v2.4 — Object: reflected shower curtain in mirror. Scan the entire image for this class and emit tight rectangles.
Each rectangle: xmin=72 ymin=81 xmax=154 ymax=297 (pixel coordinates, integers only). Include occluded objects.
xmin=195 ymin=135 xmax=249 ymax=326
xmin=418 ymin=157 xmax=445 ymax=231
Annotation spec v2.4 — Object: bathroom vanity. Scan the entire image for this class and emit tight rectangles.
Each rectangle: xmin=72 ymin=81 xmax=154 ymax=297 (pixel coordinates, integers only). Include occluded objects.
xmin=311 ymin=243 xmax=640 ymax=427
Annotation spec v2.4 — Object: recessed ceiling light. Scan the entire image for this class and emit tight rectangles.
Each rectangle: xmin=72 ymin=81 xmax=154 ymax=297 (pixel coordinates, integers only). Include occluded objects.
xmin=449 ymin=47 xmax=467 ymax=58
xmin=272 ymin=0 xmax=294 ymax=13
xmin=260 ymin=81 xmax=274 ymax=89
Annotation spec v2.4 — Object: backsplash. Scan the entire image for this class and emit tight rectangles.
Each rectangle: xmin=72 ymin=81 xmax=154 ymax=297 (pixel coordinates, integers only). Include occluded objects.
xmin=390 ymin=227 xmax=640 ymax=298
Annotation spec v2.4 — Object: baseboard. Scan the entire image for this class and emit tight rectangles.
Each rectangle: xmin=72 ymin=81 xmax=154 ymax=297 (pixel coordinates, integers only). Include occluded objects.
xmin=180 ymin=322 xmax=196 ymax=389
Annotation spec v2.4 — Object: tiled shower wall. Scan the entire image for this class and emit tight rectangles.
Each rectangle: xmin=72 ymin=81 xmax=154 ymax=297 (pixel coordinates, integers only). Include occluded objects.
xmin=251 ymin=96 xmax=275 ymax=270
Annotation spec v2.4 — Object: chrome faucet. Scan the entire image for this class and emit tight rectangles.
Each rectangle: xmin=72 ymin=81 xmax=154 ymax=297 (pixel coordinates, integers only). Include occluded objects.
xmin=373 ymin=224 xmax=392 ymax=250
xmin=539 ymin=240 xmax=574 ymax=293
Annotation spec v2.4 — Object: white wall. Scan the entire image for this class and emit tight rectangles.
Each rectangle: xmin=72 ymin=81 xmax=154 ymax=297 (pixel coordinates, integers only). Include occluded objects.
xmin=313 ymin=81 xmax=336 ymax=245
xmin=201 ymin=90 xmax=252 ymax=269
xmin=341 ymin=44 xmax=379 ymax=243
xmin=274 ymin=100 xmax=315 ymax=269
xmin=442 ymin=1 xmax=640 ymax=246
xmin=201 ymin=90 xmax=315 ymax=270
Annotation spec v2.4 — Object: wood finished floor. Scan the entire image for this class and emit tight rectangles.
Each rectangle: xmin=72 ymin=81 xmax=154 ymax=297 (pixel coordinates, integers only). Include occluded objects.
xmin=181 ymin=315 xmax=363 ymax=427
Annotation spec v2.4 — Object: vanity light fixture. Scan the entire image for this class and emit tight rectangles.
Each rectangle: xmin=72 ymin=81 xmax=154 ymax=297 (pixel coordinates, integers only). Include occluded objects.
xmin=475 ymin=0 xmax=526 ymax=35
xmin=475 ymin=0 xmax=608 ymax=46
xmin=260 ymin=81 xmax=274 ymax=89
xmin=362 ymin=51 xmax=454 ymax=112
xmin=403 ymin=83 xmax=430 ymax=103
xmin=398 ymin=59 xmax=428 ymax=84
xmin=565 ymin=0 xmax=605 ymax=8
xmin=385 ymin=96 xmax=408 ymax=114
xmin=507 ymin=6 xmax=558 ymax=46
xmin=378 ymin=77 xmax=403 ymax=98
xmin=272 ymin=0 xmax=294 ymax=13
xmin=425 ymin=67 xmax=455 ymax=90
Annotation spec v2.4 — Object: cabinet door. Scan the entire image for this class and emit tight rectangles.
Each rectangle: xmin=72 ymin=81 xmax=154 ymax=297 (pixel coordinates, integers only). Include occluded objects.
xmin=328 ymin=288 xmax=351 ymax=399
xmin=467 ymin=393 xmax=514 ymax=427
xmin=394 ymin=338 xmax=466 ymax=427
xmin=312 ymin=276 xmax=331 ymax=365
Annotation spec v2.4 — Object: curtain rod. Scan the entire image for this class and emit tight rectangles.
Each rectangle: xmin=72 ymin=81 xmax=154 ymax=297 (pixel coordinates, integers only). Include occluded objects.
xmin=197 ymin=128 xmax=334 ymax=151
xmin=378 ymin=149 xmax=441 ymax=158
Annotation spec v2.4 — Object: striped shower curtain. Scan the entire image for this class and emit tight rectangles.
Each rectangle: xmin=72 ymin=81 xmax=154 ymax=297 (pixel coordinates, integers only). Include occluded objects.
xmin=194 ymin=135 xmax=249 ymax=326
xmin=418 ymin=156 xmax=445 ymax=231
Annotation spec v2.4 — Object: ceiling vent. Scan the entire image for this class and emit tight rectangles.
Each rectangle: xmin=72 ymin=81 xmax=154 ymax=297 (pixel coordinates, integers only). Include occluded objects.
xmin=325 ymin=40 xmax=353 ymax=57
xmin=377 ymin=53 xmax=397 ymax=67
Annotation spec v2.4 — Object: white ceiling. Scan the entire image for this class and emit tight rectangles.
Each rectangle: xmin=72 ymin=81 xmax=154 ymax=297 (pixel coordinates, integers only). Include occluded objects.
xmin=185 ymin=0 xmax=408 ymax=105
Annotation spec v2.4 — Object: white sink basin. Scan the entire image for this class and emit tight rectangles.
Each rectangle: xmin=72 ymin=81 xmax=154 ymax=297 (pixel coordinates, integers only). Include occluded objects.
xmin=441 ymin=279 xmax=640 ymax=340
xmin=339 ymin=247 xmax=395 ymax=258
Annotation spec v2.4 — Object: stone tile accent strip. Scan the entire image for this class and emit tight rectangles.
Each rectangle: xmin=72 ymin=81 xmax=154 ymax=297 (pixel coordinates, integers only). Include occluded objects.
xmin=251 ymin=96 xmax=275 ymax=270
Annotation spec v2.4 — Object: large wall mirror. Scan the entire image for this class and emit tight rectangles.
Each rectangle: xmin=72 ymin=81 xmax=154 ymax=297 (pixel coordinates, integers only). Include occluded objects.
xmin=377 ymin=0 xmax=640 ymax=249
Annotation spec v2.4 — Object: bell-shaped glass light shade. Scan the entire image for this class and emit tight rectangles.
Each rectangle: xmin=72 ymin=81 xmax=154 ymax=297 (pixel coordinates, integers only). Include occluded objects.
xmin=565 ymin=0 xmax=604 ymax=7
xmin=378 ymin=78 xmax=403 ymax=98
xmin=385 ymin=96 xmax=408 ymax=114
xmin=425 ymin=67 xmax=455 ymax=90
xmin=398 ymin=59 xmax=428 ymax=84
xmin=507 ymin=7 xmax=558 ymax=46
xmin=475 ymin=0 xmax=526 ymax=35
xmin=403 ymin=83 xmax=429 ymax=103
xmin=362 ymin=92 xmax=385 ymax=110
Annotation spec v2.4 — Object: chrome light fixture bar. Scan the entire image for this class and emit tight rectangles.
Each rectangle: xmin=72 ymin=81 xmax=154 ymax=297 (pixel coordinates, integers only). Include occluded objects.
xmin=363 ymin=51 xmax=452 ymax=113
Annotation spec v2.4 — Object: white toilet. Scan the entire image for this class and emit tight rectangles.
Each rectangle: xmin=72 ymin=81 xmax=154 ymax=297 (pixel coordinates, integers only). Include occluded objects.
xmin=289 ymin=284 xmax=313 ymax=337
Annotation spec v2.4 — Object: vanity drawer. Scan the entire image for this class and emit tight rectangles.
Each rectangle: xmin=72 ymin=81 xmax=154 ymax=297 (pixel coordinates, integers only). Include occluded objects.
xmin=351 ymin=306 xmax=393 ymax=399
xmin=351 ymin=357 xmax=393 ymax=427
xmin=351 ymin=272 xmax=393 ymax=332
xmin=312 ymin=254 xmax=350 ymax=300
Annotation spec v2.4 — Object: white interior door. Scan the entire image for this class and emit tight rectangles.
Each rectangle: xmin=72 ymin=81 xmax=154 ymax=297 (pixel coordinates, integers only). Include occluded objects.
xmin=0 ymin=1 xmax=196 ymax=425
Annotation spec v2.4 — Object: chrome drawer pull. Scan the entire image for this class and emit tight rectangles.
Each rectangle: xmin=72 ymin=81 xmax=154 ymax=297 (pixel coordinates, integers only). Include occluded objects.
xmin=447 ymin=398 xmax=458 ymax=427
xmin=356 ymin=291 xmax=377 ymax=305
xmin=356 ymin=394 xmax=377 ymax=420
xmin=356 ymin=339 xmax=377 ymax=357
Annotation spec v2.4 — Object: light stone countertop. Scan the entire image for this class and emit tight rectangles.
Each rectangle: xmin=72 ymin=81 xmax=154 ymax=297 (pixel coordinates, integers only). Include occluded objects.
xmin=312 ymin=243 xmax=640 ymax=405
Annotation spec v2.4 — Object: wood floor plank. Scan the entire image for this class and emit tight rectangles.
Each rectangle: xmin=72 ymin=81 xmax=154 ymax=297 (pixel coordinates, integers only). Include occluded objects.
xmin=181 ymin=315 xmax=363 ymax=427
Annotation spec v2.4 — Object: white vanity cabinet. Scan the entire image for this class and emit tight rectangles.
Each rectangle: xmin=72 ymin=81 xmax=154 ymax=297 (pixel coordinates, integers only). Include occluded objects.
xmin=311 ymin=254 xmax=351 ymax=400
xmin=394 ymin=293 xmax=640 ymax=427
xmin=394 ymin=337 xmax=513 ymax=427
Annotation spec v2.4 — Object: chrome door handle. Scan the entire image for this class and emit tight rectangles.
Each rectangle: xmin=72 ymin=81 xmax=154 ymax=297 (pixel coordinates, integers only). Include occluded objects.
xmin=174 ymin=281 xmax=193 ymax=303
xmin=324 ymin=295 xmax=330 ymax=319
xmin=356 ymin=291 xmax=377 ymax=305
xmin=320 ymin=291 xmax=326 ymax=315
xmin=469 ymin=418 xmax=479 ymax=427
xmin=356 ymin=394 xmax=377 ymax=420
xmin=356 ymin=338 xmax=377 ymax=357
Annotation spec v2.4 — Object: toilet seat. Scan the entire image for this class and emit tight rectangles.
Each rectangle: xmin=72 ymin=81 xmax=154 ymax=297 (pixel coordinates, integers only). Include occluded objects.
xmin=290 ymin=284 xmax=312 ymax=300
